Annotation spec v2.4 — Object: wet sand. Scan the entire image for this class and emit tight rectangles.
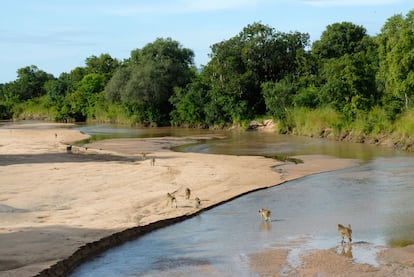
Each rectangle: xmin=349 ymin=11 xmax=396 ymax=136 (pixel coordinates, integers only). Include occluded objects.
xmin=1 ymin=124 xmax=412 ymax=276
xmin=248 ymin=243 xmax=414 ymax=276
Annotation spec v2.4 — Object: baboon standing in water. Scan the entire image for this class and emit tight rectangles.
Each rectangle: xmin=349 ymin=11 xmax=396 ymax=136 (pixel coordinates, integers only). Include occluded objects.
xmin=259 ymin=208 xmax=271 ymax=222
xmin=340 ymin=242 xmax=353 ymax=258
xmin=166 ymin=193 xmax=177 ymax=208
xmin=194 ymin=197 xmax=201 ymax=208
xmin=338 ymin=224 xmax=352 ymax=244
xmin=185 ymin=187 xmax=191 ymax=199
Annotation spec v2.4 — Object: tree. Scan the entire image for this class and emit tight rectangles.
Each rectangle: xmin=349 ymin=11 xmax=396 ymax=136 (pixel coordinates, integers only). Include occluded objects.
xmin=312 ymin=22 xmax=368 ymax=59
xmin=377 ymin=10 xmax=414 ymax=115
xmin=85 ymin=54 xmax=120 ymax=82
xmin=105 ymin=37 xmax=195 ymax=125
xmin=170 ymin=72 xmax=208 ymax=127
xmin=12 ymin=65 xmax=54 ymax=100
xmin=105 ymin=66 xmax=131 ymax=103
xmin=262 ymin=77 xmax=296 ymax=120
xmin=312 ymin=22 xmax=379 ymax=118
xmin=0 ymin=83 xmax=18 ymax=119
xmin=58 ymin=73 xmax=106 ymax=121
xmin=203 ymin=22 xmax=310 ymax=124
xmin=44 ymin=73 xmax=70 ymax=103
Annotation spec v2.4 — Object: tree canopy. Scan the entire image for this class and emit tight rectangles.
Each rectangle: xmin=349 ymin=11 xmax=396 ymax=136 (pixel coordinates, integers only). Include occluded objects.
xmin=105 ymin=37 xmax=195 ymax=125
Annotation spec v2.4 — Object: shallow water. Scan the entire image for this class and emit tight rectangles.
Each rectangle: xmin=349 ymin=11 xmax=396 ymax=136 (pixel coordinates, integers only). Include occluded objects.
xmin=72 ymin=123 xmax=402 ymax=161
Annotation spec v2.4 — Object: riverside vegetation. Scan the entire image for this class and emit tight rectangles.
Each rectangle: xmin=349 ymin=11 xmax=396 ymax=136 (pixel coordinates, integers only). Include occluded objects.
xmin=2 ymin=10 xmax=414 ymax=150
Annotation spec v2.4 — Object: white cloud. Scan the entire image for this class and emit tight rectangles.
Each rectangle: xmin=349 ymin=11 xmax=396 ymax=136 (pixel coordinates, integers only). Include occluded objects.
xmin=301 ymin=0 xmax=402 ymax=7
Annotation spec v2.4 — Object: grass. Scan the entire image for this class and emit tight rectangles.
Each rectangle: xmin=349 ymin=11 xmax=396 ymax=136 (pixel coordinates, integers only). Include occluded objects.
xmin=281 ymin=107 xmax=343 ymax=138
xmin=13 ymin=96 xmax=57 ymax=120
xmin=394 ymin=108 xmax=414 ymax=138
xmin=264 ymin=154 xmax=303 ymax=164
xmin=388 ymin=239 xmax=414 ymax=248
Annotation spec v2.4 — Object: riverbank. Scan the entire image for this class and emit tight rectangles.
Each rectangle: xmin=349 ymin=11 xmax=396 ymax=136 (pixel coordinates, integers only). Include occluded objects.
xmin=0 ymin=123 xmax=409 ymax=276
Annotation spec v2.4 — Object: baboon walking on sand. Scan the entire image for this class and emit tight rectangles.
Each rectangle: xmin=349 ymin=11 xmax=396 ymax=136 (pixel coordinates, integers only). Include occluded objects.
xmin=185 ymin=187 xmax=191 ymax=199
xmin=166 ymin=193 xmax=177 ymax=208
xmin=194 ymin=197 xmax=201 ymax=208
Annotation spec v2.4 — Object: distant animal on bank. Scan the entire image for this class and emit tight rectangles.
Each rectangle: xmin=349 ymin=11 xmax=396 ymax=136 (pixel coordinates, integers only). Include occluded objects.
xmin=194 ymin=197 xmax=201 ymax=208
xmin=259 ymin=208 xmax=271 ymax=222
xmin=185 ymin=187 xmax=191 ymax=199
xmin=338 ymin=224 xmax=352 ymax=244
xmin=151 ymin=157 xmax=155 ymax=166
xmin=166 ymin=192 xmax=177 ymax=208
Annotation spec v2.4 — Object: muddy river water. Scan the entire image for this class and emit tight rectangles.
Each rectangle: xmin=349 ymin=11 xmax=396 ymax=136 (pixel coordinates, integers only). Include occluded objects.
xmin=65 ymin=125 xmax=414 ymax=276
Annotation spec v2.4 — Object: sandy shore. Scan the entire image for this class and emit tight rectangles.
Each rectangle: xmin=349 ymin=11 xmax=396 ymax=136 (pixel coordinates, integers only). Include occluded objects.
xmin=0 ymin=124 xmax=412 ymax=276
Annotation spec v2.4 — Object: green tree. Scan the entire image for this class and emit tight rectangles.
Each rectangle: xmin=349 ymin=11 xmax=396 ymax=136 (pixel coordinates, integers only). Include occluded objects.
xmin=262 ymin=77 xmax=296 ymax=120
xmin=105 ymin=38 xmax=195 ymax=125
xmin=313 ymin=22 xmax=379 ymax=118
xmin=204 ymin=22 xmax=310 ymax=124
xmin=377 ymin=10 xmax=414 ymax=116
xmin=66 ymin=66 xmax=87 ymax=92
xmin=44 ymin=73 xmax=70 ymax=103
xmin=0 ymin=83 xmax=19 ymax=119
xmin=312 ymin=22 xmax=368 ymax=59
xmin=11 ymin=65 xmax=55 ymax=100
xmin=169 ymin=72 xmax=208 ymax=127
xmin=105 ymin=66 xmax=131 ymax=102
xmin=85 ymin=53 xmax=120 ymax=82
xmin=57 ymin=73 xmax=106 ymax=122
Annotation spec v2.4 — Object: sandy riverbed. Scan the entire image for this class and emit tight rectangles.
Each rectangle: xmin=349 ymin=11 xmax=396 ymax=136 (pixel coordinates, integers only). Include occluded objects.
xmin=0 ymin=123 xmax=413 ymax=276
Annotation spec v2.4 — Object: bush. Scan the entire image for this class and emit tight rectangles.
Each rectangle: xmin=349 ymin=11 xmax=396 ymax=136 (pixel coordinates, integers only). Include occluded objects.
xmin=394 ymin=108 xmax=414 ymax=138
xmin=285 ymin=107 xmax=342 ymax=137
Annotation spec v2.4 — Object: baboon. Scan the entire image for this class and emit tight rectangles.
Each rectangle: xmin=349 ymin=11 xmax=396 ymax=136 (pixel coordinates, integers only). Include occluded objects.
xmin=340 ymin=242 xmax=353 ymax=258
xmin=66 ymin=144 xmax=72 ymax=153
xmin=141 ymin=153 xmax=147 ymax=160
xmin=194 ymin=197 xmax=201 ymax=208
xmin=166 ymin=193 xmax=177 ymax=208
xmin=259 ymin=208 xmax=271 ymax=222
xmin=151 ymin=157 xmax=156 ymax=166
xmin=185 ymin=187 xmax=191 ymax=199
xmin=54 ymin=133 xmax=58 ymax=138
xmin=338 ymin=224 xmax=352 ymax=244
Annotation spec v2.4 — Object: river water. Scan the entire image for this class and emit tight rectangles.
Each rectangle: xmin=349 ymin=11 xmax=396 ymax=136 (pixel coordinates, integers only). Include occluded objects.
xmin=25 ymin=123 xmax=414 ymax=276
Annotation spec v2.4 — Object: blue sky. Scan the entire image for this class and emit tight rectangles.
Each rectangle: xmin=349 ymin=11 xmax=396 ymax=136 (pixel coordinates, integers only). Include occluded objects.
xmin=0 ymin=0 xmax=412 ymax=83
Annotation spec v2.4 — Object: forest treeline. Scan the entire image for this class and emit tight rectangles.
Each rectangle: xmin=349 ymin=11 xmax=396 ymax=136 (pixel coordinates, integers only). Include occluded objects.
xmin=1 ymin=10 xmax=414 ymax=146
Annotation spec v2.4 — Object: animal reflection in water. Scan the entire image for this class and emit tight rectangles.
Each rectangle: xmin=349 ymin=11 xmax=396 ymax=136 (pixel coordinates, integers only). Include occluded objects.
xmin=260 ymin=221 xmax=272 ymax=231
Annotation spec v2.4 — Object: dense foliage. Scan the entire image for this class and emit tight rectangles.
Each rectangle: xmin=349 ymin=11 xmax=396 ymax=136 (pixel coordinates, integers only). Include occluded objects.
xmin=1 ymin=10 xmax=414 ymax=140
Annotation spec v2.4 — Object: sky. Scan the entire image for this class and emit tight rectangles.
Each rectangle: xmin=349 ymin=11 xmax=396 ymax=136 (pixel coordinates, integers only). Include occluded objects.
xmin=0 ymin=0 xmax=412 ymax=83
